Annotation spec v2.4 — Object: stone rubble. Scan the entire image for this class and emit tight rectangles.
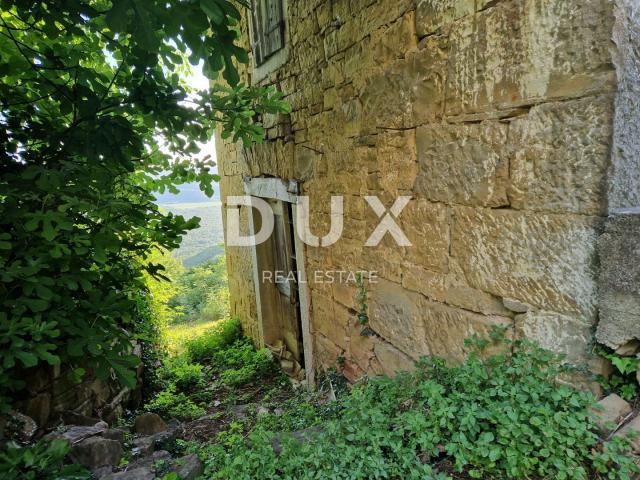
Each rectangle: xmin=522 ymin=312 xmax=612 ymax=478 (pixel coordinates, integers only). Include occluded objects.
xmin=593 ymin=394 xmax=633 ymax=436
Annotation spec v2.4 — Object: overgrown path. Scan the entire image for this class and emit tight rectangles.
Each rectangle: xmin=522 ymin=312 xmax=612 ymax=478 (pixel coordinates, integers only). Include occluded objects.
xmin=4 ymin=320 xmax=639 ymax=479
xmin=131 ymin=322 xmax=640 ymax=479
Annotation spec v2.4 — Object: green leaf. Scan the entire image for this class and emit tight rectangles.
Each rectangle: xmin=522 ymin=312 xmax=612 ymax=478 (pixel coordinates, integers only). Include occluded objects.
xmin=105 ymin=0 xmax=133 ymax=31
xmin=16 ymin=351 xmax=38 ymax=367
xmin=200 ymin=0 xmax=224 ymax=24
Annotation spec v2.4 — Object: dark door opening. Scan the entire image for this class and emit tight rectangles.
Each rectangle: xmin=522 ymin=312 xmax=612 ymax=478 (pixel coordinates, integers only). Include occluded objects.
xmin=254 ymin=198 xmax=305 ymax=379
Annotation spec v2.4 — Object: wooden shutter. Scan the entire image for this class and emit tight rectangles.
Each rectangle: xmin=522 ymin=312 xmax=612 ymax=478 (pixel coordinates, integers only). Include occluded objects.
xmin=251 ymin=0 xmax=284 ymax=66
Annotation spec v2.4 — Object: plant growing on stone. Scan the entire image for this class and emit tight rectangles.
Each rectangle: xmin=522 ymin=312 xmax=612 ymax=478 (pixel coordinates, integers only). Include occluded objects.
xmin=595 ymin=346 xmax=639 ymax=401
xmin=354 ymin=272 xmax=372 ymax=336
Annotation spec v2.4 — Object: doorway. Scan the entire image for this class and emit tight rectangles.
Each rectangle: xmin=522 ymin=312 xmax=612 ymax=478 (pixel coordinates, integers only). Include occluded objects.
xmin=244 ymin=177 xmax=313 ymax=385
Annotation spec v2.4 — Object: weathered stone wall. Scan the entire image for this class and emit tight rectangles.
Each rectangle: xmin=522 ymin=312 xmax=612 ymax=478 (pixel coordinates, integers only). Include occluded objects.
xmin=217 ymin=0 xmax=640 ymax=381
xmin=10 ymin=365 xmax=138 ymax=433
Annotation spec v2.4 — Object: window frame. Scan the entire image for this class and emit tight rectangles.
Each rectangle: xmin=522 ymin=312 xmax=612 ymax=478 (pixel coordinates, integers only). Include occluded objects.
xmin=249 ymin=0 xmax=289 ymax=82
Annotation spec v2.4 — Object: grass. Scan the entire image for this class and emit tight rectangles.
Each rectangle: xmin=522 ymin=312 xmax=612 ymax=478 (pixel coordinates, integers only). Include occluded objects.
xmin=165 ymin=318 xmax=222 ymax=355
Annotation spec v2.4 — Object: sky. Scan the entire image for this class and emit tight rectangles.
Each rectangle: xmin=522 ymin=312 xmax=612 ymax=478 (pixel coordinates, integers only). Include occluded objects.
xmin=185 ymin=61 xmax=217 ymax=169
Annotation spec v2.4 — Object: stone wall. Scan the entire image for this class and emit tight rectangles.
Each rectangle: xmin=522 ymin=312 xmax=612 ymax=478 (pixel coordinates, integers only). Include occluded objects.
xmin=9 ymin=364 xmax=139 ymax=433
xmin=217 ymin=0 xmax=640 ymax=382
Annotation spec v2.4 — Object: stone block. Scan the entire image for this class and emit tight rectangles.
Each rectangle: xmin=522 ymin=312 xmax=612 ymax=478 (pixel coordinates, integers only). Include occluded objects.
xmin=171 ymin=454 xmax=204 ymax=480
xmin=314 ymin=334 xmax=343 ymax=367
xmin=360 ymin=37 xmax=448 ymax=131
xmin=452 ymin=207 xmax=601 ymax=318
xmin=514 ymin=310 xmax=594 ymax=362
xmin=373 ymin=340 xmax=416 ymax=376
xmin=102 ymin=467 xmax=154 ymax=480
xmin=596 ymin=212 xmax=640 ymax=349
xmin=70 ymin=437 xmax=122 ymax=469
xmin=24 ymin=393 xmax=50 ymax=428
xmin=400 ymin=199 xmax=450 ymax=273
xmin=444 ymin=286 xmax=513 ymax=317
xmin=614 ymin=415 xmax=640 ymax=453
xmin=445 ymin=0 xmax=615 ymax=115
xmin=416 ymin=0 xmax=475 ymax=37
xmin=375 ymin=129 xmax=418 ymax=195
xmin=311 ymin=295 xmax=348 ymax=349
xmin=415 ymin=121 xmax=509 ymax=207
xmin=348 ymin=327 xmax=376 ymax=370
xmin=593 ymin=394 xmax=632 ymax=435
xmin=134 ymin=413 xmax=167 ymax=436
xmin=369 ymin=279 xmax=512 ymax=363
xmin=401 ymin=264 xmax=446 ymax=303
xmin=508 ymin=96 xmax=613 ymax=215
xmin=370 ymin=12 xmax=417 ymax=67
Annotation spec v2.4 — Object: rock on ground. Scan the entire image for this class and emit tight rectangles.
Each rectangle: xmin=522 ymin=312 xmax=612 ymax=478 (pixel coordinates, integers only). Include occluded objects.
xmin=70 ymin=436 xmax=122 ymax=469
xmin=133 ymin=412 xmax=167 ymax=435
xmin=593 ymin=394 xmax=633 ymax=435
xmin=615 ymin=415 xmax=640 ymax=453
xmin=101 ymin=467 xmax=155 ymax=480
xmin=170 ymin=454 xmax=204 ymax=480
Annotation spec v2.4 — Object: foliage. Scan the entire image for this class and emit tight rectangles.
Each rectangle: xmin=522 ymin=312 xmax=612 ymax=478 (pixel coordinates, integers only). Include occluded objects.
xmin=144 ymin=249 xmax=185 ymax=328
xmin=0 ymin=0 xmax=288 ymax=410
xmin=168 ymin=256 xmax=229 ymax=324
xmin=147 ymin=318 xmax=280 ymax=422
xmin=144 ymin=384 xmax=206 ymax=421
xmin=132 ymin=289 xmax=168 ymax=400
xmin=0 ymin=439 xmax=89 ymax=480
xmin=185 ymin=318 xmax=243 ymax=362
xmin=164 ymin=318 xmax=221 ymax=356
xmin=193 ymin=330 xmax=639 ymax=480
xmin=596 ymin=346 xmax=639 ymax=401
xmin=217 ymin=344 xmax=275 ymax=386
xmin=159 ymin=355 xmax=205 ymax=392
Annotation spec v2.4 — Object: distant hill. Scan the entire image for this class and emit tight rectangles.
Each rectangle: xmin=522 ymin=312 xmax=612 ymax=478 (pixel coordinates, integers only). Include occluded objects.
xmin=159 ymin=201 xmax=225 ymax=268
xmin=183 ymin=244 xmax=225 ymax=268
xmin=154 ymin=182 xmax=221 ymax=204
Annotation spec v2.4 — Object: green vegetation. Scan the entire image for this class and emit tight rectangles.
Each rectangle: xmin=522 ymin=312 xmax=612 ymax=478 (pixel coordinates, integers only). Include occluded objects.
xmin=179 ymin=328 xmax=638 ymax=480
xmin=0 ymin=0 xmax=289 ymax=411
xmin=169 ymin=255 xmax=230 ymax=324
xmin=146 ymin=319 xmax=284 ymax=422
xmin=0 ymin=439 xmax=89 ymax=480
xmin=596 ymin=346 xmax=640 ymax=402
xmin=164 ymin=318 xmax=222 ymax=356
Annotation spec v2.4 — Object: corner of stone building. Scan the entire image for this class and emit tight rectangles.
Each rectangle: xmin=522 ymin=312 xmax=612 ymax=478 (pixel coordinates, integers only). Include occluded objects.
xmin=595 ymin=0 xmax=640 ymax=354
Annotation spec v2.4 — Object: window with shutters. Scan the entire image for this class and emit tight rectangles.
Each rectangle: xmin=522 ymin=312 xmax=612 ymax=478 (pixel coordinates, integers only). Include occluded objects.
xmin=251 ymin=0 xmax=285 ymax=67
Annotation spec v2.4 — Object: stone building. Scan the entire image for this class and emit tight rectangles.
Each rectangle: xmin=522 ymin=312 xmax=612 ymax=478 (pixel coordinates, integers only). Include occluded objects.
xmin=216 ymin=0 xmax=640 ymax=385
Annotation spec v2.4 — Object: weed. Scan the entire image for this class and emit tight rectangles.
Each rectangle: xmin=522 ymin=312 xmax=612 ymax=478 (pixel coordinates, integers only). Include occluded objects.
xmin=144 ymin=384 xmax=206 ymax=421
xmin=193 ymin=329 xmax=639 ymax=480
xmin=596 ymin=346 xmax=639 ymax=402
xmin=185 ymin=318 xmax=243 ymax=362
xmin=0 ymin=439 xmax=89 ymax=480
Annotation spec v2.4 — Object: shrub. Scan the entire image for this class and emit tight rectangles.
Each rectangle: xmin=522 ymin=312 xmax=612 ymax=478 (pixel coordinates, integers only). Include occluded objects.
xmin=219 ymin=348 xmax=276 ymax=386
xmin=159 ymin=356 xmax=204 ymax=392
xmin=144 ymin=385 xmax=206 ymax=421
xmin=196 ymin=330 xmax=640 ymax=480
xmin=0 ymin=439 xmax=89 ymax=480
xmin=185 ymin=318 xmax=243 ymax=363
